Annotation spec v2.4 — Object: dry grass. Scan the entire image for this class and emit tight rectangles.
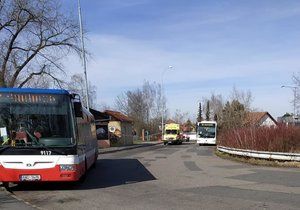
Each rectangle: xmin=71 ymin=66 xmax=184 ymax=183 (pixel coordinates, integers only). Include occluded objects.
xmin=215 ymin=150 xmax=300 ymax=168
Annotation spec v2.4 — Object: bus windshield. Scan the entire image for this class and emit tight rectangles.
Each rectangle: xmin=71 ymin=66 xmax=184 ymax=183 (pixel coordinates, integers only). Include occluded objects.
xmin=0 ymin=93 xmax=75 ymax=147
xmin=198 ymin=123 xmax=216 ymax=138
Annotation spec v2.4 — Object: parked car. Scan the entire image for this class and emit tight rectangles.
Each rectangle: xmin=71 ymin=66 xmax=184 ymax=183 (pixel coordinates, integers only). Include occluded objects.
xmin=182 ymin=133 xmax=190 ymax=142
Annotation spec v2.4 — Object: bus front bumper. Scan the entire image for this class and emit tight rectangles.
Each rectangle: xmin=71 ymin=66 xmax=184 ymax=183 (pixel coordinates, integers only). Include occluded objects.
xmin=0 ymin=165 xmax=82 ymax=182
xmin=197 ymin=138 xmax=216 ymax=145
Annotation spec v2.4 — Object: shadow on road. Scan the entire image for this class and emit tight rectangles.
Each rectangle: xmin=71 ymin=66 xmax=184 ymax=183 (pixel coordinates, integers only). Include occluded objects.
xmin=0 ymin=193 xmax=18 ymax=205
xmin=83 ymin=158 xmax=156 ymax=189
xmin=9 ymin=159 xmax=156 ymax=191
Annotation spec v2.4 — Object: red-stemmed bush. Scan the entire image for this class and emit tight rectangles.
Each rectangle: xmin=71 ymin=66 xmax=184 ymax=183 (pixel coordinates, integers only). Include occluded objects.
xmin=218 ymin=124 xmax=300 ymax=153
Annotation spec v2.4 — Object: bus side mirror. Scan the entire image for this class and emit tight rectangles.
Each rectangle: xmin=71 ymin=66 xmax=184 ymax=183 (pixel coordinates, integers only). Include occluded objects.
xmin=74 ymin=102 xmax=83 ymax=118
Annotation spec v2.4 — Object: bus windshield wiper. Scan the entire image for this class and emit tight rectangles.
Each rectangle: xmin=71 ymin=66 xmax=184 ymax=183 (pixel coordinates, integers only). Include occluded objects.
xmin=25 ymin=130 xmax=66 ymax=155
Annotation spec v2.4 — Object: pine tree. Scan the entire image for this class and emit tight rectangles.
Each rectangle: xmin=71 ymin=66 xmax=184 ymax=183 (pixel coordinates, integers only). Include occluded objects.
xmin=197 ymin=102 xmax=203 ymax=122
xmin=205 ymin=101 xmax=210 ymax=121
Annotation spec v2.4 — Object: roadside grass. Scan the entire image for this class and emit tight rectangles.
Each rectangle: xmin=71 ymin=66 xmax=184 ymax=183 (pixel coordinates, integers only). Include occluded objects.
xmin=215 ymin=150 xmax=300 ymax=168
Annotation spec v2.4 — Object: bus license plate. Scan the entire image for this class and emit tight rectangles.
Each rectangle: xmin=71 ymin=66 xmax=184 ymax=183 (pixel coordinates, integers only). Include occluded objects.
xmin=20 ymin=175 xmax=41 ymax=181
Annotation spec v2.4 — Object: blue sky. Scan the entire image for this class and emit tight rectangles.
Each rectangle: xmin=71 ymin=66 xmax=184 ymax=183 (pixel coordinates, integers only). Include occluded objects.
xmin=61 ymin=0 xmax=300 ymax=119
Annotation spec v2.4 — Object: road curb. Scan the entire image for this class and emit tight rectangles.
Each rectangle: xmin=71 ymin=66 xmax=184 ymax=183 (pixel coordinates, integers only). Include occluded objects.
xmin=0 ymin=185 xmax=41 ymax=209
xmin=98 ymin=142 xmax=163 ymax=154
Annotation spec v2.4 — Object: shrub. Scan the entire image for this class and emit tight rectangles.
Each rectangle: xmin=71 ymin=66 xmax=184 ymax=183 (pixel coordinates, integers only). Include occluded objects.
xmin=218 ymin=125 xmax=300 ymax=153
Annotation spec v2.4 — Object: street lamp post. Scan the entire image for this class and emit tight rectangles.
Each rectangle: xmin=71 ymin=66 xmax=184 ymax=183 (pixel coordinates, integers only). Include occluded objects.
xmin=77 ymin=0 xmax=90 ymax=109
xmin=281 ymin=85 xmax=298 ymax=119
xmin=161 ymin=66 xmax=173 ymax=142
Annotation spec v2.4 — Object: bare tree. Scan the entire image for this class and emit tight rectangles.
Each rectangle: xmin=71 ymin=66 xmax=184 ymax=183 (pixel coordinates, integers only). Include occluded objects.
xmin=115 ymin=81 xmax=166 ymax=137
xmin=98 ymin=102 xmax=112 ymax=112
xmin=66 ymin=73 xmax=97 ymax=109
xmin=173 ymin=109 xmax=189 ymax=124
xmin=292 ymin=73 xmax=300 ymax=114
xmin=230 ymin=86 xmax=253 ymax=111
xmin=22 ymin=74 xmax=51 ymax=88
xmin=209 ymin=93 xmax=224 ymax=122
xmin=0 ymin=0 xmax=80 ymax=88
xmin=201 ymin=88 xmax=252 ymax=130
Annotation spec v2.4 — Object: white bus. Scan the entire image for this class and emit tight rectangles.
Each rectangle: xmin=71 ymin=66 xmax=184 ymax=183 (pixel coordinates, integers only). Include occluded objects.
xmin=196 ymin=121 xmax=217 ymax=145
xmin=0 ymin=88 xmax=98 ymax=186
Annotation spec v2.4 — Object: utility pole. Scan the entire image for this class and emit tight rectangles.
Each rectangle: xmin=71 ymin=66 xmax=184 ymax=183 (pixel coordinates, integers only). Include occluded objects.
xmin=161 ymin=66 xmax=173 ymax=141
xmin=77 ymin=0 xmax=90 ymax=109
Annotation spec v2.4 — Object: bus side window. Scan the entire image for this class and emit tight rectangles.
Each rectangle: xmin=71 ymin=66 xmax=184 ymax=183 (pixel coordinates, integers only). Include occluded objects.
xmin=74 ymin=102 xmax=83 ymax=118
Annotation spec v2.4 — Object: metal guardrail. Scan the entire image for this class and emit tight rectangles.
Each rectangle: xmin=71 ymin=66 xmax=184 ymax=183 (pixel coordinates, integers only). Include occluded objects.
xmin=217 ymin=146 xmax=300 ymax=162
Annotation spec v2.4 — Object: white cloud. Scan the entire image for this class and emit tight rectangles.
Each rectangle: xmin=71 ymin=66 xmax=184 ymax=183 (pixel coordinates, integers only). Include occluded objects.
xmin=62 ymin=33 xmax=299 ymax=117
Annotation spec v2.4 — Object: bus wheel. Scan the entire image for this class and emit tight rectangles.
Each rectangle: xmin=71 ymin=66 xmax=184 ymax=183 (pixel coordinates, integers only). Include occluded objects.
xmin=199 ymin=143 xmax=202 ymax=146
xmin=163 ymin=142 xmax=167 ymax=145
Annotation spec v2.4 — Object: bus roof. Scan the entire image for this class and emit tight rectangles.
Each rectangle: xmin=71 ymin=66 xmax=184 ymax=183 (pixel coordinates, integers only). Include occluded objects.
xmin=0 ymin=88 xmax=70 ymax=95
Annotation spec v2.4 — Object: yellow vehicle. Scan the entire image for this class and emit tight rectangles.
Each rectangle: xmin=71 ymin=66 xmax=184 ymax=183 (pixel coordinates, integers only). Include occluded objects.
xmin=163 ymin=123 xmax=183 ymax=145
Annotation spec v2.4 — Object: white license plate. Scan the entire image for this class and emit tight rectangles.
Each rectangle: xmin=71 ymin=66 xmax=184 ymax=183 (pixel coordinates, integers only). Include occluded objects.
xmin=20 ymin=175 xmax=41 ymax=181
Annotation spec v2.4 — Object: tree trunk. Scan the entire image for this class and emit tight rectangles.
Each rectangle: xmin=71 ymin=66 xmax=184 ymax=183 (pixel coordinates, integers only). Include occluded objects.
xmin=0 ymin=73 xmax=6 ymax=87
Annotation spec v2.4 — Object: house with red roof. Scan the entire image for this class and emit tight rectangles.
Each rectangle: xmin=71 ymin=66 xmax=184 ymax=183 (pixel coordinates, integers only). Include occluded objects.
xmin=244 ymin=112 xmax=277 ymax=127
xmin=105 ymin=110 xmax=134 ymax=146
xmin=89 ymin=108 xmax=110 ymax=148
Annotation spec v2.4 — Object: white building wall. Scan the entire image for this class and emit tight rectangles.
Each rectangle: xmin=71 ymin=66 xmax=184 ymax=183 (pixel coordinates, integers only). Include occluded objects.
xmin=261 ymin=116 xmax=277 ymax=127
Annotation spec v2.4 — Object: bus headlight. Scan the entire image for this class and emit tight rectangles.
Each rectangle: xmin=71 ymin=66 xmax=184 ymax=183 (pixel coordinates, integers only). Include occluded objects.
xmin=60 ymin=164 xmax=76 ymax=171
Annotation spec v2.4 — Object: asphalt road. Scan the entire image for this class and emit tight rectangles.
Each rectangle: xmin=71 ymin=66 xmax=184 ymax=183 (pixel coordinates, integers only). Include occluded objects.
xmin=7 ymin=143 xmax=300 ymax=210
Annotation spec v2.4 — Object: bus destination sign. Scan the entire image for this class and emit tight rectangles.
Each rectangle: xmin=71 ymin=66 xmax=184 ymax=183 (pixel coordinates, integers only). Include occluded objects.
xmin=0 ymin=93 xmax=58 ymax=104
